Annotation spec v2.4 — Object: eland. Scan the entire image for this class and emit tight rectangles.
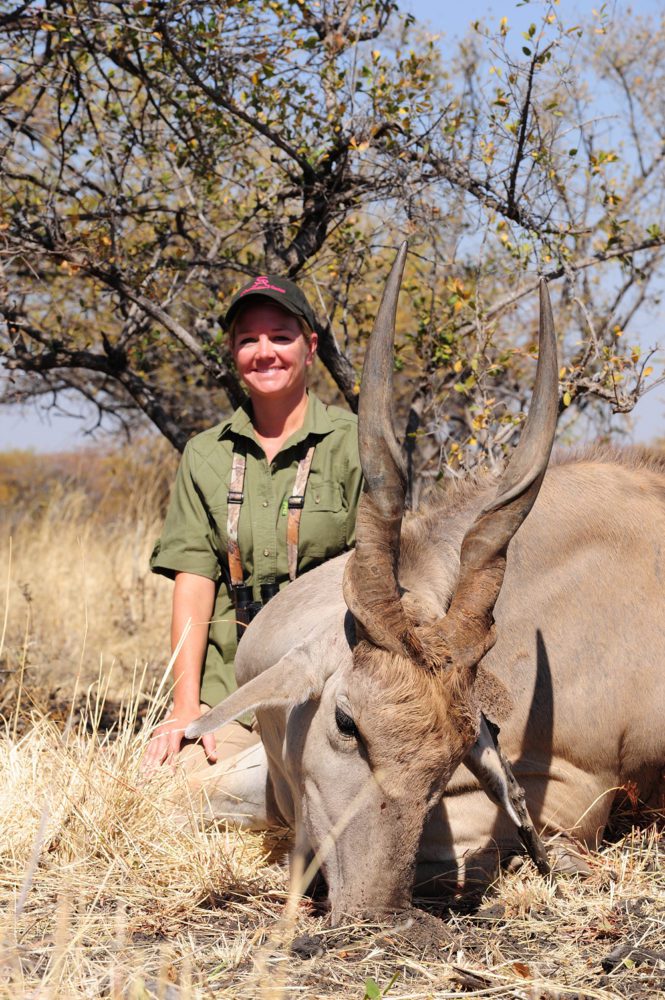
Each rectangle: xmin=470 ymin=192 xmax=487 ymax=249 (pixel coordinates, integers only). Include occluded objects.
xmin=186 ymin=244 xmax=665 ymax=923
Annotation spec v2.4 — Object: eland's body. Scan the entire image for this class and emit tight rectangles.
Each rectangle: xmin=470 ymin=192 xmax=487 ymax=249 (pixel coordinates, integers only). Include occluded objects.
xmin=187 ymin=248 xmax=665 ymax=922
xmin=193 ymin=452 xmax=665 ymax=917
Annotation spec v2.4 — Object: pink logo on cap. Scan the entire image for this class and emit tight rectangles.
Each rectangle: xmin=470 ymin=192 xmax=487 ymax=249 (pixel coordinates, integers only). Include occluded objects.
xmin=241 ymin=276 xmax=286 ymax=296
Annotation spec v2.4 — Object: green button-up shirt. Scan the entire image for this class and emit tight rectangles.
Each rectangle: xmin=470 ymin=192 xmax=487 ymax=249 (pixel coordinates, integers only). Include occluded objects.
xmin=150 ymin=393 xmax=362 ymax=707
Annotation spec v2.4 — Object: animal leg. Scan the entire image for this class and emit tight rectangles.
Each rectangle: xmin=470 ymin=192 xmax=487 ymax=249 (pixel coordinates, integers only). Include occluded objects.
xmin=465 ymin=716 xmax=551 ymax=876
xmin=172 ymin=723 xmax=279 ymax=829
xmin=547 ymin=836 xmax=593 ymax=877
xmin=414 ymin=852 xmax=500 ymax=899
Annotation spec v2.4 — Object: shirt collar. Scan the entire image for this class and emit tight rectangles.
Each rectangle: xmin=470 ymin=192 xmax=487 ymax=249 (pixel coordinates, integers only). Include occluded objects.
xmin=219 ymin=393 xmax=335 ymax=450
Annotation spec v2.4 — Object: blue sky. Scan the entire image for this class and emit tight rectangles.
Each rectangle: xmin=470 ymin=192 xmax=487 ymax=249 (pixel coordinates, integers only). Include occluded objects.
xmin=2 ymin=1 xmax=664 ymax=452
xmin=404 ymin=0 xmax=659 ymax=37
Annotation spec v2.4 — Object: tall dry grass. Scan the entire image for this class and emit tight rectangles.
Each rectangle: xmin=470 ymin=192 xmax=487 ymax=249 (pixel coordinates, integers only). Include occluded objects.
xmin=0 ymin=440 xmax=175 ymax=716
xmin=0 ymin=697 xmax=283 ymax=998
xmin=0 ymin=442 xmax=663 ymax=998
xmin=0 ymin=441 xmax=292 ymax=997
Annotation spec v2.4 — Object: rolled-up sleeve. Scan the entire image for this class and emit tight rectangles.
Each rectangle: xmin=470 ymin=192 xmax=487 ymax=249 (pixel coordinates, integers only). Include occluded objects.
xmin=150 ymin=441 xmax=221 ymax=582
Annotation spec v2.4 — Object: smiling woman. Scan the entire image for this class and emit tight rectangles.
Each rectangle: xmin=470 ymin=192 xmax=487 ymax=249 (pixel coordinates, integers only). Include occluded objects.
xmin=231 ymin=302 xmax=318 ymax=458
xmin=143 ymin=275 xmax=362 ymax=773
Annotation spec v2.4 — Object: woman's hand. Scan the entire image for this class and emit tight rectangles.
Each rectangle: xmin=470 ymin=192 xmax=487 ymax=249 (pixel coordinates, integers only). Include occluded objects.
xmin=141 ymin=701 xmax=218 ymax=772
xmin=142 ymin=572 xmax=217 ymax=774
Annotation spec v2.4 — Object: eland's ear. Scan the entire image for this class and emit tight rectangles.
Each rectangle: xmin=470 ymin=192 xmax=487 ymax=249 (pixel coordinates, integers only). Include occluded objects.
xmin=185 ymin=646 xmax=323 ymax=739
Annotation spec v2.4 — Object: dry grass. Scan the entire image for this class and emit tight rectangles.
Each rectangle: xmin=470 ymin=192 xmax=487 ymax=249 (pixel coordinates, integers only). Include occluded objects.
xmin=0 ymin=440 xmax=174 ymax=716
xmin=0 ymin=450 xmax=663 ymax=999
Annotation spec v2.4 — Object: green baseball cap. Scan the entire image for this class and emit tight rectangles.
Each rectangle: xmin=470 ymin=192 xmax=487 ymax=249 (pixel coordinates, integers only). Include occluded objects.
xmin=223 ymin=274 xmax=317 ymax=331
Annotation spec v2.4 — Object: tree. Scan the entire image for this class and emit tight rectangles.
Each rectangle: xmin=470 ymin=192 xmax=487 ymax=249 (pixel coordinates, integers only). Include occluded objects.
xmin=1 ymin=1 xmax=664 ymax=483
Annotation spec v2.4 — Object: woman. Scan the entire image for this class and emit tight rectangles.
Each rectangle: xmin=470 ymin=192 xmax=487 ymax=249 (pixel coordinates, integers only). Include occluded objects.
xmin=144 ymin=275 xmax=362 ymax=771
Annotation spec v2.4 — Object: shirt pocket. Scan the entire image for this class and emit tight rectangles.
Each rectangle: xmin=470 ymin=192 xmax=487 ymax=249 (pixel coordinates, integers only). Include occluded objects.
xmin=299 ymin=480 xmax=347 ymax=564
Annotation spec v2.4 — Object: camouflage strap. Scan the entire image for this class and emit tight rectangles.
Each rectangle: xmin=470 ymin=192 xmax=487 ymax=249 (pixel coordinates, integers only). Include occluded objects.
xmin=287 ymin=444 xmax=315 ymax=582
xmin=227 ymin=448 xmax=246 ymax=588
xmin=227 ymin=443 xmax=316 ymax=586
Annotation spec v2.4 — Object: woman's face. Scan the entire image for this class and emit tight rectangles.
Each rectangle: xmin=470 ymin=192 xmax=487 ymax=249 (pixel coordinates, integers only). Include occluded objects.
xmin=232 ymin=301 xmax=317 ymax=402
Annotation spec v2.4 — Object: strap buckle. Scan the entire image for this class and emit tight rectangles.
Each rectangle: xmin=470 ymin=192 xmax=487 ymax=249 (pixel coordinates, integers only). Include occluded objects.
xmin=227 ymin=491 xmax=244 ymax=504
xmin=288 ymin=495 xmax=305 ymax=510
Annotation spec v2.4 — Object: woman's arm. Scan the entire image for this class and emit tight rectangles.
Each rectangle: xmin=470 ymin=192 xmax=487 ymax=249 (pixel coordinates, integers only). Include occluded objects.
xmin=142 ymin=571 xmax=218 ymax=770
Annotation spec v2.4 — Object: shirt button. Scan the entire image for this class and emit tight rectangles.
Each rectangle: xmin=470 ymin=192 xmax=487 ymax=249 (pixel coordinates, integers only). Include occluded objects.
xmin=315 ymin=496 xmax=321 ymax=504
xmin=263 ymin=549 xmax=270 ymax=557
xmin=262 ymin=501 xmax=268 ymax=507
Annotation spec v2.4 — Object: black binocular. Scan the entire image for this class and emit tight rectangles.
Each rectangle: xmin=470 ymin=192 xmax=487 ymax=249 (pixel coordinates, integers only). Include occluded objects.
xmin=232 ymin=582 xmax=280 ymax=642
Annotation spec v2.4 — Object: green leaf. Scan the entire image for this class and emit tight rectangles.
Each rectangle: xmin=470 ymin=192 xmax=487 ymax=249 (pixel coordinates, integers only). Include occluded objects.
xmin=364 ymin=978 xmax=381 ymax=1000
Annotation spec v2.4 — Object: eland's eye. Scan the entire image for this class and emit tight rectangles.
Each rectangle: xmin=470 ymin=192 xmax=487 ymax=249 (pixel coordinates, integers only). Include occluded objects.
xmin=335 ymin=705 xmax=358 ymax=738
